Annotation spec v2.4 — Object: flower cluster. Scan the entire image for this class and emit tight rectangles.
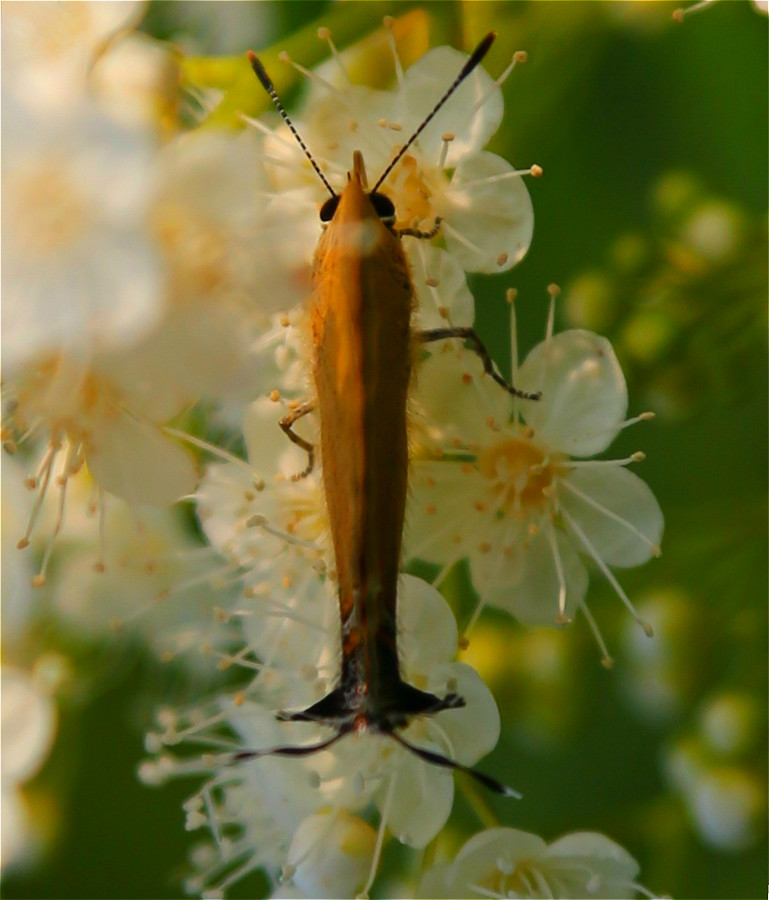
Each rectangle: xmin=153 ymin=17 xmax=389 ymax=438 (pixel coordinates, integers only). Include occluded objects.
xmin=3 ymin=7 xmax=663 ymax=899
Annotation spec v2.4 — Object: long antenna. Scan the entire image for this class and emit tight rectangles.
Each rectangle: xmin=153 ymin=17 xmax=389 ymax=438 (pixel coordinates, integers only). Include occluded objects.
xmin=247 ymin=50 xmax=337 ymax=198
xmin=371 ymin=32 xmax=496 ymax=193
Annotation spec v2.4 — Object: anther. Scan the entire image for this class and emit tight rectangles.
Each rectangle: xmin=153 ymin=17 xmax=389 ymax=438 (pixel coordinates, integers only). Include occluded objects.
xmin=269 ymin=390 xmax=280 ymax=402
xmin=530 ymin=163 xmax=543 ymax=177
xmin=506 ymin=287 xmax=518 ymax=304
xmin=513 ymin=50 xmax=528 ymax=64
xmin=631 ymin=451 xmax=646 ymax=462
xmin=601 ymin=656 xmax=615 ymax=669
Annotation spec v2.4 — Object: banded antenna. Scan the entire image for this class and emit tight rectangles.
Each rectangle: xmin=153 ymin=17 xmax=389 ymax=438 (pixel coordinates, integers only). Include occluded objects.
xmin=371 ymin=31 xmax=496 ymax=193
xmin=247 ymin=50 xmax=338 ymax=198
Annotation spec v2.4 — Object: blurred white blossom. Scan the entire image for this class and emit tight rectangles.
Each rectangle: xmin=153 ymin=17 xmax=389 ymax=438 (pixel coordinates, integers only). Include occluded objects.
xmin=1 ymin=666 xmax=58 ymax=872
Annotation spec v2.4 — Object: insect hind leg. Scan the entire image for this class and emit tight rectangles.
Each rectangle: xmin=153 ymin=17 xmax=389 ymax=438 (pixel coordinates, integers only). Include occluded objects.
xmin=279 ymin=400 xmax=315 ymax=479
xmin=419 ymin=326 xmax=541 ymax=401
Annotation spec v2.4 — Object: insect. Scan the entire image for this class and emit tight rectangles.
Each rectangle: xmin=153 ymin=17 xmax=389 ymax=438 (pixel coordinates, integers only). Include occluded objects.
xmin=237 ymin=32 xmax=538 ymax=794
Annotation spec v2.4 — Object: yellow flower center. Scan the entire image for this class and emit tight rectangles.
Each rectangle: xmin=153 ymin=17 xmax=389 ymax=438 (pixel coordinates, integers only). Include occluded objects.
xmin=15 ymin=355 xmax=122 ymax=446
xmin=475 ymin=436 xmax=564 ymax=519
xmin=387 ymin=154 xmax=441 ymax=230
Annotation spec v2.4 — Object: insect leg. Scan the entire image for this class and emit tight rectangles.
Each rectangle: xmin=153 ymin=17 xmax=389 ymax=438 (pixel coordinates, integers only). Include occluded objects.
xmin=397 ymin=217 xmax=442 ymax=239
xmin=419 ymin=327 xmax=541 ymax=401
xmin=280 ymin=400 xmax=316 ymax=479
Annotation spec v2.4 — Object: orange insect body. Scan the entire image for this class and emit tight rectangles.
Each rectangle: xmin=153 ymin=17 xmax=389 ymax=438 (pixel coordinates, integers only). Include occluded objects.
xmin=244 ymin=37 xmax=522 ymax=795
xmin=306 ymin=153 xmax=449 ymax=731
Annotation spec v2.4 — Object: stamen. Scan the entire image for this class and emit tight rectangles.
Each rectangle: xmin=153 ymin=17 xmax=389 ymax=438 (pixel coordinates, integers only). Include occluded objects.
xmin=673 ymin=0 xmax=715 ymax=21
xmin=566 ymin=453 xmax=646 ymax=468
xmin=559 ymin=478 xmax=662 ymax=557
xmin=278 ymin=50 xmax=339 ymax=96
xmin=560 ymin=506 xmax=654 ymax=638
xmin=245 ymin=515 xmax=320 ymax=550
xmin=507 ymin=288 xmax=522 ymax=425
xmin=359 ymin=774 xmax=395 ymax=898
xmin=440 ymin=220 xmax=485 ymax=256
xmin=164 ymin=427 xmax=254 ymax=474
xmin=466 ymin=882 xmax=502 ymax=899
xmin=530 ymin=866 xmax=556 ymax=898
xmin=317 ymin=26 xmax=352 ymax=88
xmin=18 ymin=441 xmax=58 ymax=550
xmin=34 ymin=442 xmax=76 ymax=586
xmin=382 ymin=16 xmax=404 ymax=85
xmin=209 ymin=853 xmax=262 ymax=896
xmin=455 ymin=165 xmax=543 ymax=189
xmin=461 ymin=596 xmax=488 ymax=641
xmin=468 ymin=49 xmax=527 ymax=120
xmin=535 ymin=284 xmax=559 ymax=397
xmin=544 ymin=519 xmax=570 ymax=622
xmin=437 ymin=132 xmax=454 ymax=171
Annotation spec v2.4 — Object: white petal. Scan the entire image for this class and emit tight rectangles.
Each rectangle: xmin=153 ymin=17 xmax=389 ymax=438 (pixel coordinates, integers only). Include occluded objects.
xmin=407 ymin=459 xmax=506 ymax=569
xmin=427 ymin=663 xmax=500 ymax=763
xmin=287 ymin=811 xmax=376 ymax=900
xmin=517 ymin=331 xmax=628 ymax=456
xmin=378 ymin=751 xmax=454 ymax=848
xmin=547 ymin=831 xmax=640 ymax=876
xmin=450 ymin=828 xmax=548 ymax=891
xmin=394 ymin=47 xmax=502 ymax=163
xmin=409 ymin=244 xmax=475 ymax=329
xmin=442 ymin=152 xmax=534 ymax=273
xmin=413 ymin=346 xmax=512 ymax=446
xmin=398 ymin=575 xmax=458 ymax=668
xmin=560 ymin=466 xmax=663 ymax=567
xmin=88 ymin=415 xmax=198 ymax=505
xmin=478 ymin=529 xmax=587 ymax=625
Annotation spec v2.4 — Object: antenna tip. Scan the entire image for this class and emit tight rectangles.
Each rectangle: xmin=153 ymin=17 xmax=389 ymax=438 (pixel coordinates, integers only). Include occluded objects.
xmin=463 ymin=31 xmax=497 ymax=69
xmin=247 ymin=51 xmax=273 ymax=91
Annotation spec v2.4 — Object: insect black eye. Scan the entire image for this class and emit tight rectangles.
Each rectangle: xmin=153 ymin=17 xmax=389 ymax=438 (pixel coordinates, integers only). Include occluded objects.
xmin=370 ymin=192 xmax=396 ymax=223
xmin=320 ymin=196 xmax=340 ymax=223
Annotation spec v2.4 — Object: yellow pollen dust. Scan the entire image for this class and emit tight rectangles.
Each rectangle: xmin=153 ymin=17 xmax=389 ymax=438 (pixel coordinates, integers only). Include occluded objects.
xmin=476 ymin=437 xmax=563 ymax=517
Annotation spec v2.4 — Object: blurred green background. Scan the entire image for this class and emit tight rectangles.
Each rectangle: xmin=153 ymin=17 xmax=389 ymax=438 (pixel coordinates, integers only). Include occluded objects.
xmin=4 ymin=2 xmax=766 ymax=899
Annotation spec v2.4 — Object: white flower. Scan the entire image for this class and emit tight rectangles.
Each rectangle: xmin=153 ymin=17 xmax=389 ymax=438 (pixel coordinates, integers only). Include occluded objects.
xmin=418 ymin=827 xmax=646 ymax=899
xmin=407 ymin=322 xmax=663 ymax=663
xmin=5 ymin=353 xmax=198 ymax=561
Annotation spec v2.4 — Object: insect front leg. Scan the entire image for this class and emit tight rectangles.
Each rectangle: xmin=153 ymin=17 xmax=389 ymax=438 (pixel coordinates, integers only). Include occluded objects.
xmin=418 ymin=327 xmax=541 ymax=401
xmin=280 ymin=400 xmax=316 ymax=479
xmin=397 ymin=217 xmax=442 ymax=240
